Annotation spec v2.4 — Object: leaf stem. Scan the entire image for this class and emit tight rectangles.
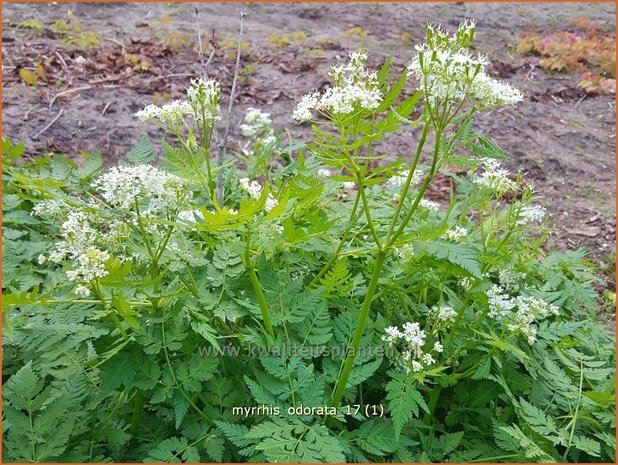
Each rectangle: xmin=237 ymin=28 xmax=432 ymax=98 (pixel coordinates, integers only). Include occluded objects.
xmin=388 ymin=128 xmax=443 ymax=246
xmin=309 ymin=190 xmax=361 ymax=287
xmin=329 ymin=250 xmax=387 ymax=416
xmin=129 ymin=391 xmax=145 ymax=449
xmin=242 ymin=228 xmax=274 ymax=338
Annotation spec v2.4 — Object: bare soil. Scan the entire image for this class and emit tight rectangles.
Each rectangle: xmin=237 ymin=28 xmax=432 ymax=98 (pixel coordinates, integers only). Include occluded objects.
xmin=2 ymin=2 xmax=616 ymax=319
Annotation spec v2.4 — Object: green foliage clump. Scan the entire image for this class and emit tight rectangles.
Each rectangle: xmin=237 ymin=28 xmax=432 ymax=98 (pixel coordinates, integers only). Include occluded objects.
xmin=2 ymin=21 xmax=615 ymax=463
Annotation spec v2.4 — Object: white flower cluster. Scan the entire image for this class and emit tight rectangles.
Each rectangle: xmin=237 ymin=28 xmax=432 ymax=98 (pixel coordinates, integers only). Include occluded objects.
xmin=516 ymin=204 xmax=546 ymax=226
xmin=419 ymin=198 xmax=440 ymax=213
xmin=43 ymin=210 xmax=111 ymax=296
xmin=177 ymin=209 xmax=205 ymax=224
xmin=136 ymin=100 xmax=193 ymax=127
xmin=136 ymin=78 xmax=220 ymax=129
xmin=486 ymin=284 xmax=559 ymax=344
xmin=37 ymin=163 xmax=196 ymax=297
xmin=383 ymin=322 xmax=444 ymax=373
xmin=471 ymin=158 xmax=518 ymax=194
xmin=386 ymin=168 xmax=424 ymax=189
xmin=186 ymin=78 xmax=221 ymax=124
xmin=459 ymin=277 xmax=473 ymax=291
xmin=66 ymin=248 xmax=111 ymax=283
xmin=240 ymin=107 xmax=276 ymax=145
xmin=92 ymin=165 xmax=190 ymax=218
xmin=443 ymin=225 xmax=467 ymax=242
xmin=317 ymin=168 xmax=332 ymax=179
xmin=239 ymin=177 xmax=279 ymax=212
xmin=395 ymin=242 xmax=415 ymax=260
xmin=32 ymin=199 xmax=66 ymax=217
xmin=433 ymin=305 xmax=457 ymax=321
xmin=292 ymin=52 xmax=382 ymax=122
xmin=408 ymin=21 xmax=523 ymax=109
xmin=498 ymin=268 xmax=525 ymax=292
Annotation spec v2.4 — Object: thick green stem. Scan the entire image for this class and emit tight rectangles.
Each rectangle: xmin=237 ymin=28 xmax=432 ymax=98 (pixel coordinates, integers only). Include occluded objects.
xmin=424 ymin=385 xmax=443 ymax=425
xmin=242 ymin=229 xmax=274 ymax=338
xmin=245 ymin=263 xmax=274 ymax=338
xmin=92 ymin=282 xmax=128 ymax=341
xmin=129 ymin=391 xmax=145 ymax=449
xmin=329 ymin=250 xmax=387 ymax=415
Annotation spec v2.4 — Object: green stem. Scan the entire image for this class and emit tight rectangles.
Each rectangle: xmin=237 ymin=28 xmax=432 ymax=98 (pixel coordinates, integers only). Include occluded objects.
xmin=162 ymin=322 xmax=213 ymax=424
xmin=424 ymin=385 xmax=443 ymax=425
xmin=445 ymin=293 xmax=472 ymax=350
xmin=309 ymin=191 xmax=361 ymax=288
xmin=386 ymin=122 xmax=429 ymax=241
xmin=389 ymin=128 xmax=443 ymax=246
xmin=245 ymin=263 xmax=274 ymax=338
xmin=129 ymin=391 xmax=145 ymax=449
xmin=563 ymin=359 xmax=585 ymax=460
xmin=468 ymin=454 xmax=519 ymax=463
xmin=92 ymin=282 xmax=128 ymax=340
xmin=242 ymin=228 xmax=274 ymax=338
xmin=356 ymin=172 xmax=382 ymax=247
xmin=329 ymin=250 xmax=387 ymax=416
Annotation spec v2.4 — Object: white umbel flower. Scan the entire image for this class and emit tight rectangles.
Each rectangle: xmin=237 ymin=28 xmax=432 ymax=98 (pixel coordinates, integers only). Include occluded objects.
xmin=471 ymin=158 xmax=518 ymax=194
xmin=419 ymin=198 xmax=440 ymax=213
xmin=92 ymin=165 xmax=190 ymax=218
xmin=434 ymin=305 xmax=457 ymax=322
xmin=292 ymin=52 xmax=383 ymax=122
xmin=240 ymin=107 xmax=275 ymax=143
xmin=516 ymin=204 xmax=546 ymax=226
xmin=443 ymin=225 xmax=468 ymax=242
xmin=408 ymin=21 xmax=523 ymax=111
xmin=383 ymin=320 xmax=444 ymax=373
xmin=239 ymin=177 xmax=279 ymax=212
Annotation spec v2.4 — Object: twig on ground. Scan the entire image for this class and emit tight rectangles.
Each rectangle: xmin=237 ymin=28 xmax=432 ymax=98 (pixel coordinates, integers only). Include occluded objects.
xmin=526 ymin=63 xmax=535 ymax=82
xmin=574 ymin=95 xmax=586 ymax=110
xmin=49 ymin=86 xmax=93 ymax=107
xmin=33 ymin=109 xmax=63 ymax=139
xmin=101 ymin=102 xmax=112 ymax=116
xmin=218 ymin=11 xmax=246 ymax=205
xmin=104 ymin=36 xmax=126 ymax=52
xmin=54 ymin=50 xmax=68 ymax=68
xmin=49 ymin=84 xmax=118 ymax=107
xmin=144 ymin=73 xmax=195 ymax=85
xmin=24 ymin=105 xmax=39 ymax=120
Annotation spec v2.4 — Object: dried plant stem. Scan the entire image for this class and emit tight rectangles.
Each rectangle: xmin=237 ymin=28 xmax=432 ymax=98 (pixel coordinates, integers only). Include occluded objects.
xmin=218 ymin=11 xmax=246 ymax=206
xmin=193 ymin=3 xmax=216 ymax=77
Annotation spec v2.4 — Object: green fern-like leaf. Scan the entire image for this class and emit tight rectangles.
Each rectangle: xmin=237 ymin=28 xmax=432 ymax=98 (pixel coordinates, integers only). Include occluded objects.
xmin=247 ymin=418 xmax=345 ymax=463
xmin=145 ymin=437 xmax=201 ymax=463
xmin=320 ymin=259 xmax=353 ymax=297
xmin=385 ymin=370 xmax=429 ymax=440
xmin=127 ymin=134 xmax=155 ymax=165
xmin=416 ymin=239 xmax=482 ymax=277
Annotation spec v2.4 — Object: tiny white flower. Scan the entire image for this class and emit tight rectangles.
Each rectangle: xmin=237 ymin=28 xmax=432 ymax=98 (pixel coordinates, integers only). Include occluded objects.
xmin=443 ymin=225 xmax=468 ymax=242
xmin=74 ymin=285 xmax=91 ymax=298
xmin=419 ymin=198 xmax=440 ymax=213
xmin=516 ymin=204 xmax=546 ymax=226
xmin=435 ymin=305 xmax=457 ymax=322
xmin=395 ymin=243 xmax=415 ymax=260
xmin=265 ymin=194 xmax=279 ymax=212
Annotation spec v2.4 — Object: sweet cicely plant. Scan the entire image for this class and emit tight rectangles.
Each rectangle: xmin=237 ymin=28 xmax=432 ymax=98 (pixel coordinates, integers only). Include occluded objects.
xmin=3 ymin=21 xmax=615 ymax=463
